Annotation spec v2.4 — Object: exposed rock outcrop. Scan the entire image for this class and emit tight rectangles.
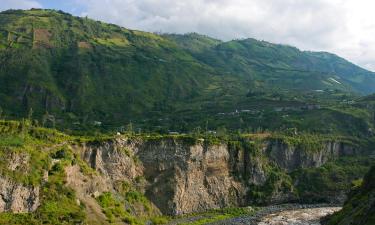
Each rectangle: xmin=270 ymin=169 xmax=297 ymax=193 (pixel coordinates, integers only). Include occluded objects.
xmin=0 ymin=136 xmax=364 ymax=215
xmin=0 ymin=177 xmax=39 ymax=213
xmin=137 ymin=139 xmax=246 ymax=215
xmin=0 ymin=152 xmax=39 ymax=213
xmin=266 ymin=140 xmax=357 ymax=172
xmin=73 ymin=137 xmax=361 ymax=215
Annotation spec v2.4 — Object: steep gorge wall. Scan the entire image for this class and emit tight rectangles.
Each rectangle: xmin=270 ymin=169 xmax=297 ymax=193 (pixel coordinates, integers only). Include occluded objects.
xmin=75 ymin=137 xmax=360 ymax=215
xmin=0 ymin=136 xmax=360 ymax=215
xmin=266 ymin=140 xmax=358 ymax=172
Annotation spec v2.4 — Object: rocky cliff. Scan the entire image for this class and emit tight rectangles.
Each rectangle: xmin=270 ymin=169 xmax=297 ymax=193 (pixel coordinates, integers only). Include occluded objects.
xmin=71 ymin=136 xmax=362 ymax=215
xmin=0 ymin=177 xmax=39 ymax=213
xmin=74 ymin=138 xmax=246 ymax=215
xmin=266 ymin=140 xmax=358 ymax=172
xmin=0 ymin=151 xmax=39 ymax=213
xmin=0 ymin=133 xmax=368 ymax=218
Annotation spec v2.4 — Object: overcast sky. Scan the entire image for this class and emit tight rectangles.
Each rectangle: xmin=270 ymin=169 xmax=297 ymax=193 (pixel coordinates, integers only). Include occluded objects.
xmin=1 ymin=0 xmax=375 ymax=71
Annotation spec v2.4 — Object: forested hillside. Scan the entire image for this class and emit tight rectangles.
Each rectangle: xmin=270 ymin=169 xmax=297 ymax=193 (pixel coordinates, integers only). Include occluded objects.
xmin=1 ymin=9 xmax=375 ymax=134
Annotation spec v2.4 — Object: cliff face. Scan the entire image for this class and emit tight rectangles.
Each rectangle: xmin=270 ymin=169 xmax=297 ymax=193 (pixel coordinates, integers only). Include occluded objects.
xmin=73 ymin=137 xmax=360 ymax=215
xmin=0 ymin=152 xmax=40 ymax=213
xmin=137 ymin=139 xmax=246 ymax=215
xmin=75 ymin=139 xmax=246 ymax=215
xmin=0 ymin=177 xmax=39 ymax=213
xmin=267 ymin=141 xmax=357 ymax=172
xmin=0 ymin=136 xmax=363 ymax=216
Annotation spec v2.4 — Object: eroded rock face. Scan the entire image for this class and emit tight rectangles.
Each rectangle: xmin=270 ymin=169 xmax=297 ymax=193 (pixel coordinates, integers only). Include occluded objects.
xmin=7 ymin=152 xmax=29 ymax=171
xmin=0 ymin=137 xmax=360 ymax=215
xmin=79 ymin=139 xmax=143 ymax=182
xmin=266 ymin=141 xmax=357 ymax=172
xmin=77 ymin=138 xmax=246 ymax=215
xmin=137 ymin=139 xmax=246 ymax=215
xmin=0 ymin=177 xmax=39 ymax=213
xmin=0 ymin=152 xmax=39 ymax=213
xmin=76 ymin=137 xmax=360 ymax=215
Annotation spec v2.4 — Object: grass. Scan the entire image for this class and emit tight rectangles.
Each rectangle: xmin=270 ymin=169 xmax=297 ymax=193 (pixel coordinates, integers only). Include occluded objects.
xmin=96 ymin=192 xmax=143 ymax=224
xmin=96 ymin=188 xmax=162 ymax=224
xmin=0 ymin=135 xmax=24 ymax=147
xmin=176 ymin=207 xmax=256 ymax=225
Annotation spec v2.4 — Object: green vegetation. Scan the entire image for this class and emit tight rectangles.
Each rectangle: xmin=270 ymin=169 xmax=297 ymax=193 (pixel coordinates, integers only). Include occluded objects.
xmin=292 ymin=157 xmax=374 ymax=203
xmin=0 ymin=118 xmax=373 ymax=224
xmin=96 ymin=191 xmax=166 ymax=225
xmin=0 ymin=213 xmax=38 ymax=225
xmin=245 ymin=155 xmax=374 ymax=205
xmin=1 ymin=9 xmax=375 ymax=136
xmin=35 ymin=159 xmax=86 ymax=224
xmin=229 ymin=133 xmax=374 ymax=205
xmin=177 ymin=207 xmax=256 ymax=225
xmin=268 ymin=133 xmax=363 ymax=153
xmin=0 ymin=120 xmax=86 ymax=224
xmin=0 ymin=120 xmax=170 ymax=224
xmin=324 ymin=166 xmax=375 ymax=225
xmin=96 ymin=192 xmax=140 ymax=224
xmin=0 ymin=120 xmax=69 ymax=186
xmin=0 ymin=7 xmax=375 ymax=218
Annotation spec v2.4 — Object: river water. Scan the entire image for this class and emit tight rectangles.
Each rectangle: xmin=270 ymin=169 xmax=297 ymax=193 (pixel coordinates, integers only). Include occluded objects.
xmin=209 ymin=205 xmax=341 ymax=225
xmin=258 ymin=207 xmax=341 ymax=225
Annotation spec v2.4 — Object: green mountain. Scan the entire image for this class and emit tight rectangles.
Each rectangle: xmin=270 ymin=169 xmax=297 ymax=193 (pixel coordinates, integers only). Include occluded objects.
xmin=166 ymin=35 xmax=375 ymax=93
xmin=1 ymin=9 xmax=375 ymax=133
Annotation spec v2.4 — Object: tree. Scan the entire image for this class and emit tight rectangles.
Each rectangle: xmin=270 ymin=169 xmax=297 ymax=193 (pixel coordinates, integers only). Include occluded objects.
xmin=42 ymin=112 xmax=55 ymax=128
xmin=28 ymin=107 xmax=33 ymax=121
xmin=192 ymin=126 xmax=202 ymax=136
xmin=126 ymin=122 xmax=134 ymax=135
xmin=216 ymin=126 xmax=227 ymax=138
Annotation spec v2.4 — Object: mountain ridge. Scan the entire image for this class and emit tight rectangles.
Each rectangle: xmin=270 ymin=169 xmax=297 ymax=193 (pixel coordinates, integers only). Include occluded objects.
xmin=1 ymin=8 xmax=375 ymax=133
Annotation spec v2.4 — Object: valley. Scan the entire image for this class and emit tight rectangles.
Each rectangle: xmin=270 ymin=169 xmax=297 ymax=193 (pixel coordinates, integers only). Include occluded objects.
xmin=0 ymin=8 xmax=374 ymax=225
xmin=0 ymin=120 xmax=373 ymax=224
xmin=1 ymin=9 xmax=375 ymax=135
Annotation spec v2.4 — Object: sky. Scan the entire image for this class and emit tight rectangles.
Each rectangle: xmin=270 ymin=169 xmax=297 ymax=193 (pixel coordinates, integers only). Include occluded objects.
xmin=1 ymin=0 xmax=375 ymax=71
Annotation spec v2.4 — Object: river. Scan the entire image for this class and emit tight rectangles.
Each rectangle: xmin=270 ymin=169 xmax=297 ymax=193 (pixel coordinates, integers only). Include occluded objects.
xmin=258 ymin=207 xmax=341 ymax=225
xmin=209 ymin=204 xmax=341 ymax=225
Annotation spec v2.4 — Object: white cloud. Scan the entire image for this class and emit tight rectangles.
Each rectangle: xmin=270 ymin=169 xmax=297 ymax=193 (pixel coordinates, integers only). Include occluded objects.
xmin=0 ymin=0 xmax=42 ymax=11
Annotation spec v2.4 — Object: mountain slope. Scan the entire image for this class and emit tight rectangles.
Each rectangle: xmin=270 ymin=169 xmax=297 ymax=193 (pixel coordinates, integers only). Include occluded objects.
xmin=0 ymin=9 xmax=217 ymax=122
xmin=324 ymin=165 xmax=375 ymax=225
xmin=0 ymin=9 xmax=375 ymax=131
xmin=186 ymin=38 xmax=375 ymax=93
